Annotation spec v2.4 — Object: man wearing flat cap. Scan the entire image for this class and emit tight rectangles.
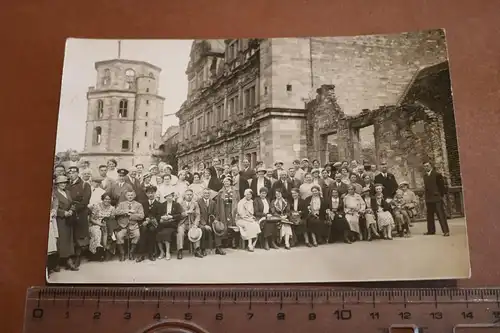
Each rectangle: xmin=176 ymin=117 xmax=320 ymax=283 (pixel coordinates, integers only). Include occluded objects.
xmin=109 ymin=168 xmax=134 ymax=206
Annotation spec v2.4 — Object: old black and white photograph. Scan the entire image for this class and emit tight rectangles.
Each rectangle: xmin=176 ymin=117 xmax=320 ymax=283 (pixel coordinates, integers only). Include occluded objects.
xmin=47 ymin=30 xmax=470 ymax=284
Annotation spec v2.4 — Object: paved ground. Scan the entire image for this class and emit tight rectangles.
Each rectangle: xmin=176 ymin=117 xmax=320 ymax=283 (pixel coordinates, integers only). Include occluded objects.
xmin=48 ymin=218 xmax=470 ymax=284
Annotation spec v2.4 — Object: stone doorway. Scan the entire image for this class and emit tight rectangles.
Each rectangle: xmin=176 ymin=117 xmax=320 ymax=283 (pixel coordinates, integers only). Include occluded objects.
xmin=354 ymin=124 xmax=377 ymax=165
xmin=320 ymin=132 xmax=340 ymax=164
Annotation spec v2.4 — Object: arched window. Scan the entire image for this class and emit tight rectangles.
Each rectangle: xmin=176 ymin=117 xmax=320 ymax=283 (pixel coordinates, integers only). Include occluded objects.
xmin=96 ymin=100 xmax=104 ymax=119
xmin=119 ymin=99 xmax=128 ymax=118
xmin=94 ymin=126 xmax=102 ymax=145
xmin=149 ymin=72 xmax=155 ymax=78
xmin=125 ymin=69 xmax=136 ymax=90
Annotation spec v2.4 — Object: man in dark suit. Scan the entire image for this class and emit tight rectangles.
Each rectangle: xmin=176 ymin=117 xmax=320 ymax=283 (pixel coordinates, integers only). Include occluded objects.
xmin=182 ymin=165 xmax=194 ymax=185
xmin=125 ymin=167 xmax=147 ymax=205
xmin=109 ymin=169 xmax=134 ymax=205
xmin=423 ymin=161 xmax=450 ymax=236
xmin=198 ymin=188 xmax=226 ymax=256
xmin=373 ymin=162 xmax=399 ymax=199
xmin=287 ymin=167 xmax=302 ymax=188
xmin=329 ymin=173 xmax=349 ymax=198
xmin=136 ymin=186 xmax=162 ymax=262
xmin=231 ymin=165 xmax=249 ymax=199
xmin=240 ymin=158 xmax=256 ymax=182
xmin=271 ymin=170 xmax=294 ymax=201
xmin=208 ymin=164 xmax=223 ymax=192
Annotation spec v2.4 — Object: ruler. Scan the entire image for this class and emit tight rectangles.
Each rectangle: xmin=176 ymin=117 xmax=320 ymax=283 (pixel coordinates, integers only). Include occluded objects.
xmin=23 ymin=287 xmax=500 ymax=333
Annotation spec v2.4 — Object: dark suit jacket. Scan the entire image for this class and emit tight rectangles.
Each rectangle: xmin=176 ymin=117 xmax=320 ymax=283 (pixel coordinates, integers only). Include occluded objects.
xmin=288 ymin=197 xmax=307 ymax=219
xmin=250 ymin=177 xmax=272 ymax=198
xmin=236 ymin=174 xmax=250 ymax=199
xmin=125 ymin=176 xmax=147 ymax=204
xmin=253 ymin=197 xmax=271 ymax=220
xmin=423 ymin=170 xmax=447 ymax=203
xmin=185 ymin=171 xmax=194 ymax=185
xmin=109 ymin=182 xmax=134 ymax=206
xmin=288 ymin=177 xmax=302 ymax=189
xmin=141 ymin=199 xmax=163 ymax=222
xmin=67 ymin=177 xmax=91 ymax=213
xmin=271 ymin=179 xmax=294 ymax=201
xmin=303 ymin=196 xmax=327 ymax=220
xmin=326 ymin=196 xmax=345 ymax=212
xmin=208 ymin=176 xmax=223 ymax=192
xmin=240 ymin=167 xmax=256 ymax=182
xmin=158 ymin=201 xmax=183 ymax=230
xmin=197 ymin=197 xmax=217 ymax=225
xmin=374 ymin=172 xmax=399 ymax=198
xmin=371 ymin=195 xmax=392 ymax=213
xmin=328 ymin=181 xmax=349 ymax=198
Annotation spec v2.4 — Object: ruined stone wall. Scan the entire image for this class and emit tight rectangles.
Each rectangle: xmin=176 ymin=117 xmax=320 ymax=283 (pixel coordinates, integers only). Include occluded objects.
xmin=310 ymin=30 xmax=448 ymax=116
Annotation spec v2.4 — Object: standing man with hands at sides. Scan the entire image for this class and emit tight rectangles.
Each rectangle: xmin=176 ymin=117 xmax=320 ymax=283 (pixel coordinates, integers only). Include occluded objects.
xmin=423 ymin=161 xmax=450 ymax=237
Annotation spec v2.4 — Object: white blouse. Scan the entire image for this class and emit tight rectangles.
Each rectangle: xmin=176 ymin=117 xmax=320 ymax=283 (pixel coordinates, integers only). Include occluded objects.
xmin=262 ymin=199 xmax=270 ymax=214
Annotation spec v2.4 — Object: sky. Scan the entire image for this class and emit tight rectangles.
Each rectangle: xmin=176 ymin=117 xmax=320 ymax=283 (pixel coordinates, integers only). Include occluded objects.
xmin=55 ymin=39 xmax=193 ymax=152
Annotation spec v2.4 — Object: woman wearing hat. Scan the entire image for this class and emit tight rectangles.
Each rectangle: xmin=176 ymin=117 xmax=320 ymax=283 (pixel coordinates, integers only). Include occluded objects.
xmin=342 ymin=185 xmax=364 ymax=242
xmin=360 ymin=187 xmax=380 ymax=241
xmin=254 ymin=187 xmax=279 ymax=250
xmin=304 ymin=185 xmax=327 ymax=247
xmin=372 ymin=184 xmax=395 ymax=240
xmin=289 ymin=187 xmax=307 ymax=245
xmin=235 ymin=189 xmax=261 ymax=252
xmin=250 ymin=167 xmax=271 ymax=199
xmin=271 ymin=188 xmax=293 ymax=250
xmin=157 ymin=191 xmax=183 ymax=260
xmin=215 ymin=176 xmax=239 ymax=248
xmin=53 ymin=175 xmax=78 ymax=271
xmin=157 ymin=174 xmax=177 ymax=204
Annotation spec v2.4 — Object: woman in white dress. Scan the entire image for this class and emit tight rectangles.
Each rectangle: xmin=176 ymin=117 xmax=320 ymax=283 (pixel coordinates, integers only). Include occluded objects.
xmin=235 ymin=189 xmax=261 ymax=252
xmin=360 ymin=187 xmax=380 ymax=241
xmin=188 ymin=172 xmax=206 ymax=202
xmin=299 ymin=173 xmax=320 ymax=200
xmin=340 ymin=167 xmax=351 ymax=185
xmin=175 ymin=171 xmax=190 ymax=203
xmin=343 ymin=185 xmax=364 ymax=242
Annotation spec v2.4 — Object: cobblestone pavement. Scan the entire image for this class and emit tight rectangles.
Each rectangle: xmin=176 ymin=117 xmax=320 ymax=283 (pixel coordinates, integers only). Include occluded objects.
xmin=48 ymin=218 xmax=469 ymax=284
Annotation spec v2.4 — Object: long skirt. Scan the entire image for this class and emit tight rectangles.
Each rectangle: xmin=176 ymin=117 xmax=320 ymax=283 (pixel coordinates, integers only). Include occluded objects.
xmin=345 ymin=213 xmax=361 ymax=234
xmin=306 ymin=215 xmax=324 ymax=235
xmin=364 ymin=213 xmax=377 ymax=227
xmin=73 ymin=210 xmax=90 ymax=247
xmin=156 ymin=225 xmax=176 ymax=242
xmin=89 ymin=224 xmax=107 ymax=254
xmin=376 ymin=210 xmax=394 ymax=228
xmin=47 ymin=220 xmax=58 ymax=254
xmin=56 ymin=217 xmax=74 ymax=258
xmin=236 ymin=218 xmax=261 ymax=240
xmin=262 ymin=221 xmax=279 ymax=238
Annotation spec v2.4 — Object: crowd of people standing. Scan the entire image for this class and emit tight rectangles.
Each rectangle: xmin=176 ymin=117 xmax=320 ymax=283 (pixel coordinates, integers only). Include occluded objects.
xmin=47 ymin=150 xmax=451 ymax=277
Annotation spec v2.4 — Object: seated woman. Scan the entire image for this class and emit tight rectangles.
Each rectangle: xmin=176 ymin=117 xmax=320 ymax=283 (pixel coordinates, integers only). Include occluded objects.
xmin=391 ymin=189 xmax=411 ymax=237
xmin=289 ymin=188 xmax=306 ymax=246
xmin=343 ymin=185 xmax=364 ymax=242
xmin=236 ymin=189 xmax=261 ymax=252
xmin=360 ymin=187 xmax=380 ymax=241
xmin=88 ymin=193 xmax=116 ymax=261
xmin=271 ymin=188 xmax=292 ymax=250
xmin=372 ymin=184 xmax=395 ymax=240
xmin=304 ymin=185 xmax=327 ymax=247
xmin=326 ymin=188 xmax=351 ymax=244
xmin=254 ymin=187 xmax=279 ymax=250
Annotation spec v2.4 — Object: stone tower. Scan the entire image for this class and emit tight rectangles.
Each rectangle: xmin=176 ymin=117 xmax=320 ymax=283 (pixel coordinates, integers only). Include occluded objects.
xmin=80 ymin=59 xmax=165 ymax=171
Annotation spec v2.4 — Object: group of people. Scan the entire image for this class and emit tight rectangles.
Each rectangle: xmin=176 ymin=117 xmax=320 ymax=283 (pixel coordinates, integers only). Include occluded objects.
xmin=47 ymin=151 xmax=451 ymax=276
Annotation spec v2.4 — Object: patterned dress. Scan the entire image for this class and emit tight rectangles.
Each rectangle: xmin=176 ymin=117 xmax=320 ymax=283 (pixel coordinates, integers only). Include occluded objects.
xmin=88 ymin=202 xmax=116 ymax=254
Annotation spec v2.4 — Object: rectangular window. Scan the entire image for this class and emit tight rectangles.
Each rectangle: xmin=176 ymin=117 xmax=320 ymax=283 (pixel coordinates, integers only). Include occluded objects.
xmin=190 ymin=121 xmax=194 ymax=136
xmin=121 ymin=140 xmax=130 ymax=151
xmin=144 ymin=131 xmax=148 ymax=137
xmin=145 ymin=121 xmax=148 ymax=127
xmin=146 ymin=100 xmax=149 ymax=105
xmin=146 ymin=112 xmax=149 ymax=116
xmin=136 ymin=142 xmax=140 ymax=148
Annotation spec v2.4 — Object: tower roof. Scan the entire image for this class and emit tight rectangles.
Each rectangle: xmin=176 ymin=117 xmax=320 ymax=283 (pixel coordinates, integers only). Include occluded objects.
xmin=95 ymin=59 xmax=161 ymax=72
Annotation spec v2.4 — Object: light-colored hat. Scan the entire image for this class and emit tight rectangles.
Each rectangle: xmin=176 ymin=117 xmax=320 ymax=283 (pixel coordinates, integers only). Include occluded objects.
xmin=165 ymin=164 xmax=173 ymax=170
xmin=333 ymin=162 xmax=342 ymax=167
xmin=54 ymin=175 xmax=69 ymax=184
xmin=142 ymin=172 xmax=151 ymax=179
xmin=129 ymin=166 xmax=138 ymax=173
xmin=274 ymin=160 xmax=284 ymax=166
xmin=301 ymin=158 xmax=310 ymax=162
xmin=187 ymin=226 xmax=203 ymax=243
xmin=257 ymin=167 xmax=267 ymax=174
xmin=149 ymin=164 xmax=158 ymax=171
xmin=399 ymin=181 xmax=410 ymax=187
xmin=311 ymin=168 xmax=320 ymax=174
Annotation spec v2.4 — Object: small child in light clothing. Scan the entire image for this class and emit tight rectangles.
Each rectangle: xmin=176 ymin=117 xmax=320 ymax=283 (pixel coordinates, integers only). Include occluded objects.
xmin=391 ymin=190 xmax=411 ymax=237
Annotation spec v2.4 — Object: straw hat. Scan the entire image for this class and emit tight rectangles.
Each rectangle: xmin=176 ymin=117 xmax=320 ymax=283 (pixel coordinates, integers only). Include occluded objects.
xmin=187 ymin=226 xmax=203 ymax=243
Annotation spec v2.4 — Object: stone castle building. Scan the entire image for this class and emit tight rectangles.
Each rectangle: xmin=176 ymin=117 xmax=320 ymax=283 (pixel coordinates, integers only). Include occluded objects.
xmin=175 ymin=31 xmax=452 ymax=177
xmin=80 ymin=59 xmax=164 ymax=170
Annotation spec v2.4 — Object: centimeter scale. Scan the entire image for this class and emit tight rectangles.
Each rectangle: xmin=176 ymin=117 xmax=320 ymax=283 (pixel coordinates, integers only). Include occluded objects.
xmin=23 ymin=287 xmax=500 ymax=333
